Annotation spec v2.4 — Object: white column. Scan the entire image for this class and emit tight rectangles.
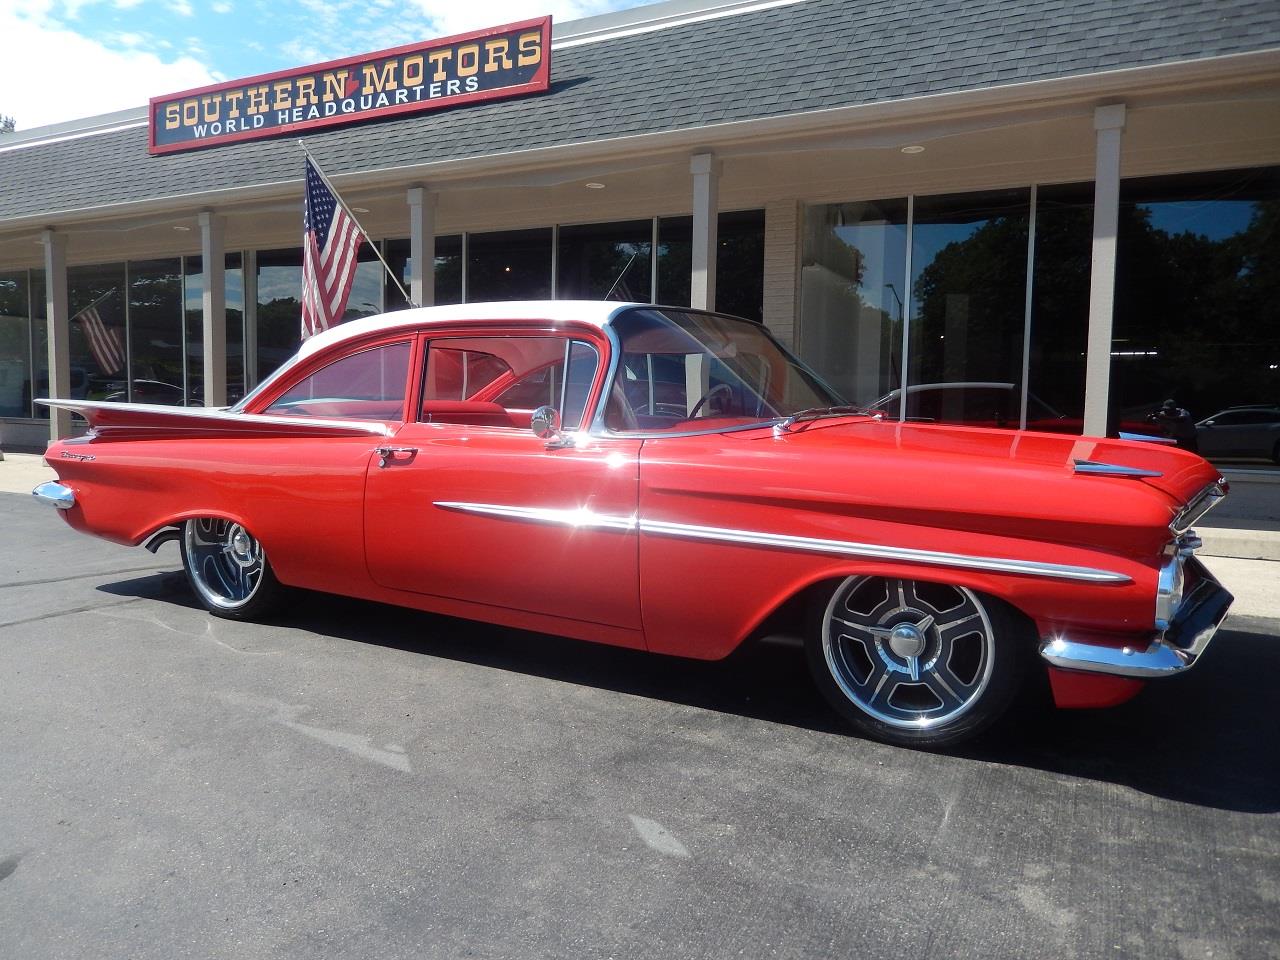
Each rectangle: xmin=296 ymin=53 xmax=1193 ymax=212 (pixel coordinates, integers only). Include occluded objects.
xmin=1083 ymin=103 xmax=1126 ymax=438
xmin=690 ymin=153 xmax=720 ymax=311
xmin=407 ymin=186 xmax=437 ymax=307
xmin=42 ymin=229 xmax=71 ymax=441
xmin=199 ymin=211 xmax=227 ymax=407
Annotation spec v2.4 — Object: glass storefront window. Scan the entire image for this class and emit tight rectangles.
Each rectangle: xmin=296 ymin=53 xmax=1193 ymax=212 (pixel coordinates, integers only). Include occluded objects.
xmin=0 ymin=271 xmax=31 ymax=418
xmin=556 ymin=220 xmax=652 ymax=301
xmin=255 ymin=246 xmax=382 ymax=384
xmin=1027 ymin=183 xmax=1093 ymax=429
xmin=467 ymin=228 xmax=552 ymax=302
xmin=656 ymin=211 xmax=766 ymax=321
xmin=68 ymin=262 xmax=127 ymax=400
xmin=128 ymin=258 xmax=184 ymax=405
xmin=716 ymin=209 xmax=765 ymax=322
xmin=384 ymin=236 xmax=463 ymax=310
xmin=1112 ymin=167 xmax=1280 ymax=457
xmin=185 ymin=256 xmax=203 ymax=404
xmin=906 ymin=189 xmax=1031 ymax=428
xmin=798 ymin=199 xmax=908 ymax=406
xmin=225 ymin=252 xmax=245 ymax=403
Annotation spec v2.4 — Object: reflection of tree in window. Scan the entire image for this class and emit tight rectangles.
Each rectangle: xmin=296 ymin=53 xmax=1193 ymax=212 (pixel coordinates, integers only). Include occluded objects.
xmin=1112 ymin=168 xmax=1280 ymax=427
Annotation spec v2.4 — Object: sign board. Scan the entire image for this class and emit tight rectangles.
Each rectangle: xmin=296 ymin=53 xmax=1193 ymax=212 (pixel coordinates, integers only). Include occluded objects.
xmin=149 ymin=16 xmax=551 ymax=155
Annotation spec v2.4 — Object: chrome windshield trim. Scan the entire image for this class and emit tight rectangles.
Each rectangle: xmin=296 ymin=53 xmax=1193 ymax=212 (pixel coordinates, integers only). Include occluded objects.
xmin=1073 ymin=459 xmax=1163 ymax=478
xmin=434 ymin=500 xmax=1131 ymax=584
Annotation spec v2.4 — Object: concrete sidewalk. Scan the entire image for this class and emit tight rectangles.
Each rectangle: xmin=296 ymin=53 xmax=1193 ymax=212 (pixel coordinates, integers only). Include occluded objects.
xmin=6 ymin=452 xmax=1275 ymax=620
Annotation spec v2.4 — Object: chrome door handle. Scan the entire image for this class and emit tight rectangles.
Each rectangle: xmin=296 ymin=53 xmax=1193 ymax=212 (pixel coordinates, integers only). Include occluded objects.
xmin=375 ymin=446 xmax=418 ymax=468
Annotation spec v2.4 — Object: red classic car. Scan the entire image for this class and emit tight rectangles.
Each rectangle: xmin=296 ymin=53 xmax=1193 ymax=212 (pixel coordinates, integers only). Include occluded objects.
xmin=33 ymin=302 xmax=1232 ymax=748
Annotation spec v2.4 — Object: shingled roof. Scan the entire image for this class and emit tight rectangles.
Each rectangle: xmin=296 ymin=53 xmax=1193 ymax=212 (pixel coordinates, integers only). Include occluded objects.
xmin=2 ymin=0 xmax=1278 ymax=223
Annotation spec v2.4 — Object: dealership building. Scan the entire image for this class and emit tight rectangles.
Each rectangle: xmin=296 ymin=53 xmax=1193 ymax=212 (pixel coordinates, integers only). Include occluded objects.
xmin=0 ymin=0 xmax=1278 ymax=456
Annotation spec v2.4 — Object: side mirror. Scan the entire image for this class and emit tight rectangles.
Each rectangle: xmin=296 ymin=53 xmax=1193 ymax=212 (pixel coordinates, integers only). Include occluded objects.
xmin=530 ymin=405 xmax=562 ymax=439
xmin=531 ymin=405 xmax=574 ymax=449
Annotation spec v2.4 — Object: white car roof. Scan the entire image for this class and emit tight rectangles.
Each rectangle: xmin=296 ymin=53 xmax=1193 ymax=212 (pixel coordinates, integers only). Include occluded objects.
xmin=296 ymin=300 xmax=644 ymax=361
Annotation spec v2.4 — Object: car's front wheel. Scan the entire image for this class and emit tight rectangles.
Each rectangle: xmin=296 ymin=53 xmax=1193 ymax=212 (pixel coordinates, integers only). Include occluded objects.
xmin=180 ymin=517 xmax=285 ymax=620
xmin=806 ymin=576 xmax=1025 ymax=748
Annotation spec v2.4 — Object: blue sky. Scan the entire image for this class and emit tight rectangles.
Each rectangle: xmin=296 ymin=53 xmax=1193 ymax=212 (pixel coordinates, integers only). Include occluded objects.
xmin=4 ymin=0 xmax=644 ymax=130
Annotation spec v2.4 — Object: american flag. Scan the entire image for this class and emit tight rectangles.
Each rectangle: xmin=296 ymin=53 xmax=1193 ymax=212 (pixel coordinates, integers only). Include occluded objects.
xmin=78 ymin=305 xmax=125 ymax=375
xmin=301 ymin=156 xmax=363 ymax=340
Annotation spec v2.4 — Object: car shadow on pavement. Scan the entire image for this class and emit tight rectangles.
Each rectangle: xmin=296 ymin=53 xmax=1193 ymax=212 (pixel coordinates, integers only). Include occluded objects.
xmin=100 ymin=572 xmax=1280 ymax=815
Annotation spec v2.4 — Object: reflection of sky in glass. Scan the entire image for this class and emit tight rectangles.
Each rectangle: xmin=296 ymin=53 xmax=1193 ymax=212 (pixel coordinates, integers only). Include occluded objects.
xmin=257 ymin=259 xmax=382 ymax=314
xmin=833 ymin=221 xmax=907 ymax=314
xmin=226 ymin=271 xmax=244 ymax=310
xmin=1143 ymin=200 xmax=1256 ymax=242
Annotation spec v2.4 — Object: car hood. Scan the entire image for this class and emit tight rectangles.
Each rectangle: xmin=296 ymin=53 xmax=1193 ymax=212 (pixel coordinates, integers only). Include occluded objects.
xmin=766 ymin=418 xmax=1220 ymax=508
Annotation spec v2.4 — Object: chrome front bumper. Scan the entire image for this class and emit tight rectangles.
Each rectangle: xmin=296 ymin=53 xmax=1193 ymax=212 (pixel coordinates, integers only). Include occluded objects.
xmin=1039 ymin=558 xmax=1232 ymax=679
xmin=32 ymin=481 xmax=76 ymax=510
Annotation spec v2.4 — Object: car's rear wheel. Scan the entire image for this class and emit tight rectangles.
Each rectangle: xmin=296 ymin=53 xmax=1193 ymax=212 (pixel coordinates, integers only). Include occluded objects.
xmin=806 ymin=576 xmax=1024 ymax=748
xmin=180 ymin=517 xmax=285 ymax=620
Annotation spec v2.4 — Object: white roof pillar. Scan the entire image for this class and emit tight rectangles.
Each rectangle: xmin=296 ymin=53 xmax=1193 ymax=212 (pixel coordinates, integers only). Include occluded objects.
xmin=407 ymin=186 xmax=437 ymax=308
xmin=41 ymin=228 xmax=72 ymax=441
xmin=690 ymin=152 xmax=720 ymax=311
xmin=1083 ymin=103 xmax=1126 ymax=438
xmin=199 ymin=210 xmax=227 ymax=408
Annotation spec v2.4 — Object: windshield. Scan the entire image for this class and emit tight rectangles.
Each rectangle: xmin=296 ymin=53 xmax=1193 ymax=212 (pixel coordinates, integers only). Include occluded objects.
xmin=604 ymin=308 xmax=844 ymax=432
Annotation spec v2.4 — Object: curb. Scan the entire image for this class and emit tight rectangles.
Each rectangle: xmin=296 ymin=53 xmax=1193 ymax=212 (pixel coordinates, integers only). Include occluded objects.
xmin=1198 ymin=527 xmax=1280 ymax=562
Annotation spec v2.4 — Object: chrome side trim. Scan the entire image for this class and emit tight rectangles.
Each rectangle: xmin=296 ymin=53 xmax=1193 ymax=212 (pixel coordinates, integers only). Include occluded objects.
xmin=1073 ymin=459 xmax=1163 ymax=478
xmin=434 ymin=500 xmax=1131 ymax=584
xmin=32 ymin=481 xmax=75 ymax=509
xmin=434 ymin=501 xmax=638 ymax=532
xmin=1119 ymin=431 xmax=1178 ymax=445
xmin=638 ymin=519 xmax=1131 ymax=583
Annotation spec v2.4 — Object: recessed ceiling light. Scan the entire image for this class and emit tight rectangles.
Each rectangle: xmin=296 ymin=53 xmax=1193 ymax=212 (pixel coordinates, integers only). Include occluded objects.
xmin=901 ymin=145 xmax=925 ymax=155
xmin=351 ymin=206 xmax=371 ymax=213
xmin=585 ymin=182 xmax=606 ymax=190
xmin=173 ymin=225 xmax=191 ymax=231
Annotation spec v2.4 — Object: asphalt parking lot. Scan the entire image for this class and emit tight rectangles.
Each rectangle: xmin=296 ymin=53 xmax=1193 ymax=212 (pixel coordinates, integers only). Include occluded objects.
xmin=2 ymin=491 xmax=1279 ymax=960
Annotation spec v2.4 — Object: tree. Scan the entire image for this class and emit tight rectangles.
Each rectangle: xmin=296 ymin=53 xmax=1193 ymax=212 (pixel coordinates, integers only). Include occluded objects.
xmin=0 ymin=115 xmax=15 ymax=134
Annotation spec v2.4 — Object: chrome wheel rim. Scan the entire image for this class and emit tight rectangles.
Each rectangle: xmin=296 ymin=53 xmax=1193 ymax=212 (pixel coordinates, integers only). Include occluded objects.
xmin=185 ymin=518 xmax=265 ymax=610
xmin=822 ymin=576 xmax=996 ymax=730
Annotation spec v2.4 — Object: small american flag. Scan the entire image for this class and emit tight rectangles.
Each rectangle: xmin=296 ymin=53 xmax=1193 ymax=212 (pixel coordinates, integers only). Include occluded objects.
xmin=301 ymin=156 xmax=363 ymax=340
xmin=79 ymin=305 xmax=125 ymax=375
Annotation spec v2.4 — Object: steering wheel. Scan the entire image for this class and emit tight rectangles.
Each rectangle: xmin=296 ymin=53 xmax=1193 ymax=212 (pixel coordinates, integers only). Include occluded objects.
xmin=688 ymin=383 xmax=734 ymax=418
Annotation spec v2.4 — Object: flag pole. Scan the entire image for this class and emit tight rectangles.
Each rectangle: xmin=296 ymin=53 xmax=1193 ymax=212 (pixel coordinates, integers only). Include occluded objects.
xmin=297 ymin=141 xmax=418 ymax=309
xmin=69 ymin=287 xmax=118 ymax=323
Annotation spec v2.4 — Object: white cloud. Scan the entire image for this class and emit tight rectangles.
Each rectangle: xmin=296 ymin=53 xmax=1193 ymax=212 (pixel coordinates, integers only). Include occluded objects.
xmin=211 ymin=0 xmax=233 ymax=12
xmin=113 ymin=0 xmax=145 ymax=8
xmin=408 ymin=0 xmax=630 ymax=37
xmin=0 ymin=7 xmax=217 ymax=129
xmin=167 ymin=0 xmax=194 ymax=15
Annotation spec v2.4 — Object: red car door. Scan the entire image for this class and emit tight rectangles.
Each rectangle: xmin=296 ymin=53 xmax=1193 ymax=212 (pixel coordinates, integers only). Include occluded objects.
xmin=364 ymin=424 xmax=643 ymax=632
xmin=363 ymin=329 xmax=643 ymax=637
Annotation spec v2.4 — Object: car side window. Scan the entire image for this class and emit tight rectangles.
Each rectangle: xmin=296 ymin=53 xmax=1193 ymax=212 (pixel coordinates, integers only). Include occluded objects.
xmin=263 ymin=340 xmax=411 ymax=420
xmin=421 ymin=336 xmax=600 ymax=430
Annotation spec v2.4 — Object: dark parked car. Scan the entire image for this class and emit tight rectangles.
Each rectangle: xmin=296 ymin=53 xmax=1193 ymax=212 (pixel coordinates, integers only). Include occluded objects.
xmin=1196 ymin=406 xmax=1280 ymax=462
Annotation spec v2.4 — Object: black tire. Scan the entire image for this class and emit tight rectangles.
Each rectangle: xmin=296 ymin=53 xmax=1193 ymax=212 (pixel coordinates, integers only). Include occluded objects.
xmin=179 ymin=517 xmax=286 ymax=621
xmin=1272 ymin=440 xmax=1280 ymax=466
xmin=805 ymin=575 xmax=1027 ymax=749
